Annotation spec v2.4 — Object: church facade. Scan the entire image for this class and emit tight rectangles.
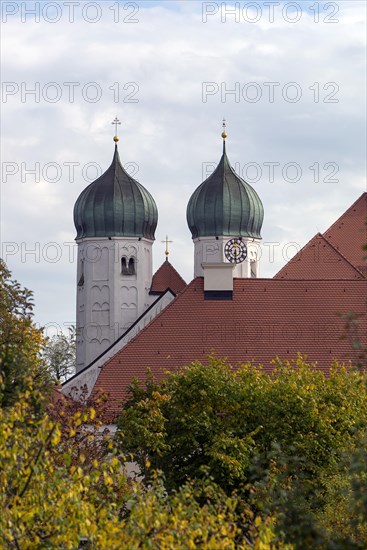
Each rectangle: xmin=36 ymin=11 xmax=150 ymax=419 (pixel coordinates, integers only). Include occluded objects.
xmin=63 ymin=128 xmax=367 ymax=418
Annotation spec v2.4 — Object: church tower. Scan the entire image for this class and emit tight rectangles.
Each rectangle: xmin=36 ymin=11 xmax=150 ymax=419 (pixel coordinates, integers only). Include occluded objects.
xmin=186 ymin=124 xmax=263 ymax=295
xmin=73 ymin=126 xmax=158 ymax=372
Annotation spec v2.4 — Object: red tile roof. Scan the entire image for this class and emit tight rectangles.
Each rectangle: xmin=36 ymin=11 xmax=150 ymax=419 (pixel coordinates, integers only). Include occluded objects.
xmin=274 ymin=233 xmax=365 ymax=280
xmin=93 ymin=277 xmax=367 ymax=416
xmin=323 ymin=193 xmax=367 ymax=274
xmin=150 ymin=260 xmax=187 ymax=294
xmin=49 ymin=386 xmax=68 ymax=406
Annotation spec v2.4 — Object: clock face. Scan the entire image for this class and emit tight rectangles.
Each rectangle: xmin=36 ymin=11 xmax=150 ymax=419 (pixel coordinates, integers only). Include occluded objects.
xmin=224 ymin=238 xmax=247 ymax=264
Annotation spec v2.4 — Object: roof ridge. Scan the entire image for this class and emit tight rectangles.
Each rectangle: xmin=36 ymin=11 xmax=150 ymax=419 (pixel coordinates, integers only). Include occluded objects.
xmin=323 ymin=192 xmax=367 ymax=236
xmin=150 ymin=260 xmax=187 ymax=294
xmin=274 ymin=231 xmax=366 ymax=279
xmin=317 ymin=232 xmax=366 ymax=278
xmin=274 ymin=232 xmax=321 ymax=278
xmin=62 ymin=290 xmax=176 ymax=385
xmin=160 ymin=260 xmax=186 ymax=284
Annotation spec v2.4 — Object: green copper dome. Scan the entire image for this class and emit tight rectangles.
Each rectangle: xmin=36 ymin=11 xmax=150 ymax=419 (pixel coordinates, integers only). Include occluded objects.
xmin=186 ymin=142 xmax=263 ymax=239
xmin=74 ymin=145 xmax=158 ymax=240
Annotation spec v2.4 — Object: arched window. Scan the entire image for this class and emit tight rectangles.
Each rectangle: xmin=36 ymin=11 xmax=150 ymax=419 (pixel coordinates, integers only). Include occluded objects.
xmin=121 ymin=257 xmax=129 ymax=275
xmin=78 ymin=260 xmax=84 ymax=286
xmin=128 ymin=258 xmax=136 ymax=275
xmin=121 ymin=256 xmax=136 ymax=276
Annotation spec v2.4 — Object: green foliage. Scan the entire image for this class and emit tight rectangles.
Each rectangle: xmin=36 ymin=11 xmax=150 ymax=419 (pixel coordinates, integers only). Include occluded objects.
xmin=119 ymin=474 xmax=288 ymax=549
xmin=0 ymin=382 xmax=286 ymax=549
xmin=118 ymin=356 xmax=367 ymax=489
xmin=0 ymin=260 xmax=52 ymax=409
xmin=0 ymin=383 xmax=130 ymax=548
xmin=317 ymin=436 xmax=367 ymax=548
xmin=117 ymin=356 xmax=367 ymax=548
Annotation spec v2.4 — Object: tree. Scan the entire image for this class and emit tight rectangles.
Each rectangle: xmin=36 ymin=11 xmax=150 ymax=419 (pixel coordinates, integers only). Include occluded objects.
xmin=47 ymin=384 xmax=114 ymax=474
xmin=1 ymin=383 xmax=286 ymax=549
xmin=117 ymin=356 xmax=367 ymax=490
xmin=0 ymin=259 xmax=52 ymax=409
xmin=0 ymin=385 xmax=130 ymax=549
xmin=43 ymin=326 xmax=76 ymax=382
xmin=116 ymin=356 xmax=367 ymax=548
xmin=316 ymin=437 xmax=367 ymax=548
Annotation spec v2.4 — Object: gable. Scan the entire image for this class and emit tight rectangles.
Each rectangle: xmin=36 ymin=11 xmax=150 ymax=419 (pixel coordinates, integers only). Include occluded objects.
xmin=275 ymin=233 xmax=365 ymax=280
xmin=323 ymin=193 xmax=367 ymax=274
xmin=150 ymin=260 xmax=187 ymax=294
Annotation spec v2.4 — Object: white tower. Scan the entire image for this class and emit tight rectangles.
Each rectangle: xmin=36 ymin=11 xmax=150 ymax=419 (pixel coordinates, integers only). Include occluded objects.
xmin=73 ymin=131 xmax=158 ymax=372
xmin=186 ymin=124 xmax=264 ymax=295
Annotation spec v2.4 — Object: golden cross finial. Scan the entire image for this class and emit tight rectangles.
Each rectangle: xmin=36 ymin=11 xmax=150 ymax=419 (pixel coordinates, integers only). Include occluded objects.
xmin=161 ymin=235 xmax=173 ymax=261
xmin=221 ymin=118 xmax=227 ymax=140
xmin=112 ymin=116 xmax=121 ymax=142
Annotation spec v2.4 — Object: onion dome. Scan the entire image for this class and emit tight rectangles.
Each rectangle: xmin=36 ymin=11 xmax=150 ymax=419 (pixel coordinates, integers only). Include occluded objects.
xmin=74 ymin=144 xmax=158 ymax=240
xmin=186 ymin=137 xmax=264 ymax=240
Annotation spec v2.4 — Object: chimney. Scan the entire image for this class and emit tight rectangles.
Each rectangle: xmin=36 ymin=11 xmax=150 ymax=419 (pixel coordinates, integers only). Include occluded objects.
xmin=202 ymin=262 xmax=234 ymax=300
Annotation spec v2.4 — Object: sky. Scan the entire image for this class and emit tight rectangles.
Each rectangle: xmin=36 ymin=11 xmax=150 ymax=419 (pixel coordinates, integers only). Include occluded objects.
xmin=1 ymin=0 xmax=366 ymax=336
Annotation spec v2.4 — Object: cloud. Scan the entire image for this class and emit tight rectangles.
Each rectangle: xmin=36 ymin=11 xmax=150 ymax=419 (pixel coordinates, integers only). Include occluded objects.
xmin=1 ymin=0 xmax=366 ymax=330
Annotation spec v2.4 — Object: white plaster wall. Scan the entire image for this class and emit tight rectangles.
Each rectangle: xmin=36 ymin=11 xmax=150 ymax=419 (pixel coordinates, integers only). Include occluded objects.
xmin=193 ymin=236 xmax=261 ymax=278
xmin=75 ymin=237 xmax=154 ymax=372
xmin=202 ymin=263 xmax=234 ymax=291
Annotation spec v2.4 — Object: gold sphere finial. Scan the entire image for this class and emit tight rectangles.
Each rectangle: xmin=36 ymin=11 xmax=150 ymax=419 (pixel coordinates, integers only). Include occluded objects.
xmin=111 ymin=116 xmax=121 ymax=143
xmin=221 ymin=118 xmax=227 ymax=140
xmin=161 ymin=235 xmax=173 ymax=261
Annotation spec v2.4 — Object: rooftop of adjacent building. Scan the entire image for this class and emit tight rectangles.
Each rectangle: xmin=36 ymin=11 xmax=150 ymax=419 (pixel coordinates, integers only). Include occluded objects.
xmin=92 ymin=276 xmax=367 ymax=417
xmin=275 ymin=193 xmax=367 ymax=280
xmin=150 ymin=259 xmax=187 ymax=295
